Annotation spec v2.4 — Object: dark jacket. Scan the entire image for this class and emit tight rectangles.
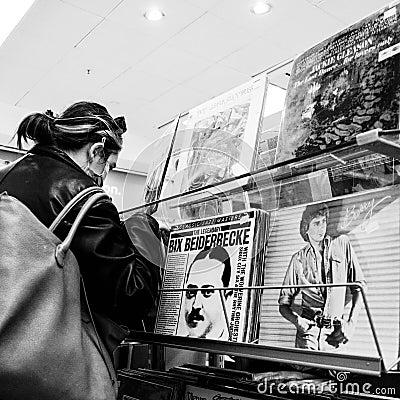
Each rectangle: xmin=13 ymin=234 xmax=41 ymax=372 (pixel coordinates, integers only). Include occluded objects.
xmin=0 ymin=145 xmax=161 ymax=332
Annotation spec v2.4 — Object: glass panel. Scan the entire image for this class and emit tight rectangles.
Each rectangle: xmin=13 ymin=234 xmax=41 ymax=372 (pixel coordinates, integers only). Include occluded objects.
xmin=121 ymin=54 xmax=400 ymax=373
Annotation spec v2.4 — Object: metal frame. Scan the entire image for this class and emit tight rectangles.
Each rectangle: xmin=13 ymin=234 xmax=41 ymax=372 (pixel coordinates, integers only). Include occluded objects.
xmin=129 ymin=282 xmax=385 ymax=376
xmin=127 ymin=331 xmax=382 ymax=376
xmin=356 ymin=128 xmax=400 ymax=158
xmin=124 ymin=130 xmax=400 ymax=374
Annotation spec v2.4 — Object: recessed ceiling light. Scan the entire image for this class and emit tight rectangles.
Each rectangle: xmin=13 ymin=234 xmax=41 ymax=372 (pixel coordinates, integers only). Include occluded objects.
xmin=143 ymin=8 xmax=165 ymax=21
xmin=0 ymin=0 xmax=35 ymax=47
xmin=250 ymin=1 xmax=272 ymax=15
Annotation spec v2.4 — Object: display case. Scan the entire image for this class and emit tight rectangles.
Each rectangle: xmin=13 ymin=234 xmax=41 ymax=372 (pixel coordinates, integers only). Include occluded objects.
xmin=120 ymin=129 xmax=400 ymax=400
xmin=118 ymin=4 xmax=400 ymax=396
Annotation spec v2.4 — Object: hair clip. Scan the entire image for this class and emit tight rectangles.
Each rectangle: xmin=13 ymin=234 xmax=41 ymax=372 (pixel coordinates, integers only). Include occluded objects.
xmin=114 ymin=116 xmax=127 ymax=133
xmin=45 ymin=109 xmax=55 ymax=119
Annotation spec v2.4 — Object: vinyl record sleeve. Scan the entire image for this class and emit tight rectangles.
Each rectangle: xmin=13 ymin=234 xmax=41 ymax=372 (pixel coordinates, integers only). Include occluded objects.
xmin=118 ymin=375 xmax=175 ymax=400
xmin=184 ymin=385 xmax=262 ymax=400
xmin=142 ymin=114 xmax=181 ymax=209
xmin=163 ymin=75 xmax=268 ymax=207
xmin=259 ymin=185 xmax=400 ymax=368
xmin=118 ymin=369 xmax=185 ymax=400
xmin=155 ymin=209 xmax=268 ymax=343
xmin=275 ymin=1 xmax=400 ymax=163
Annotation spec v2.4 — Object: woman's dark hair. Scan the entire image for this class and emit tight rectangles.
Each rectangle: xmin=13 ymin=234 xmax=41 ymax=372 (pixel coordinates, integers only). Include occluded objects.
xmin=299 ymin=203 xmax=329 ymax=242
xmin=16 ymin=101 xmax=126 ymax=155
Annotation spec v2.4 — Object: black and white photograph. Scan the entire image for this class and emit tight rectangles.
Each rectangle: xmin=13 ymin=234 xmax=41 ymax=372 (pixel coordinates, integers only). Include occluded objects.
xmin=1 ymin=1 xmax=400 ymax=399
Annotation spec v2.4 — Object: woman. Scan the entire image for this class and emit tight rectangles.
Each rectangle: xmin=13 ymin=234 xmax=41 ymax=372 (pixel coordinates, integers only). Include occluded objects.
xmin=0 ymin=101 xmax=161 ymax=355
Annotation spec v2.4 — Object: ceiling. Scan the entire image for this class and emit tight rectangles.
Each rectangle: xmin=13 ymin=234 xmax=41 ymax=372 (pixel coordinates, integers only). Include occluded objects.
xmin=0 ymin=0 xmax=393 ymax=174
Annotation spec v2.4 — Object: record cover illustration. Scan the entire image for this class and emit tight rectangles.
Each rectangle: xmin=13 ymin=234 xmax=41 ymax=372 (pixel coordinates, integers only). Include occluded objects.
xmin=276 ymin=2 xmax=400 ymax=163
xmin=155 ymin=209 xmax=268 ymax=343
xmin=142 ymin=115 xmax=180 ymax=210
xmin=259 ymin=185 xmax=400 ymax=368
xmin=162 ymin=76 xmax=268 ymax=219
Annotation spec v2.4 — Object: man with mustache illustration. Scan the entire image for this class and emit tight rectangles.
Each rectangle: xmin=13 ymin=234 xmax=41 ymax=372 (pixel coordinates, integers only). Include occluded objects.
xmin=179 ymin=246 xmax=233 ymax=339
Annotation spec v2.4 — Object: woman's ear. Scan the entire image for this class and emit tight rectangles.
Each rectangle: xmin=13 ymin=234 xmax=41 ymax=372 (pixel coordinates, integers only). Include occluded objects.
xmin=88 ymin=142 xmax=105 ymax=161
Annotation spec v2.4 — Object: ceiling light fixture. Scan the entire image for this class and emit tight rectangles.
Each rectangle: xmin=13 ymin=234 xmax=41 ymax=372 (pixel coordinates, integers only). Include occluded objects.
xmin=250 ymin=1 xmax=272 ymax=15
xmin=143 ymin=8 xmax=165 ymax=21
xmin=0 ymin=0 xmax=35 ymax=47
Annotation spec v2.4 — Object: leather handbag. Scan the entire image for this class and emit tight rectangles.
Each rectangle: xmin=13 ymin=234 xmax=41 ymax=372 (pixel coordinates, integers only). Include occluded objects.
xmin=0 ymin=186 xmax=118 ymax=400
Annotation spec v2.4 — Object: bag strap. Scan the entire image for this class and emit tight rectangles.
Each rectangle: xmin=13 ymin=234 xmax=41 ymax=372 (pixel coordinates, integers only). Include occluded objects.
xmin=49 ymin=186 xmax=104 ymax=231
xmin=50 ymin=188 xmax=117 ymax=384
xmin=54 ymin=191 xmax=109 ymax=265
